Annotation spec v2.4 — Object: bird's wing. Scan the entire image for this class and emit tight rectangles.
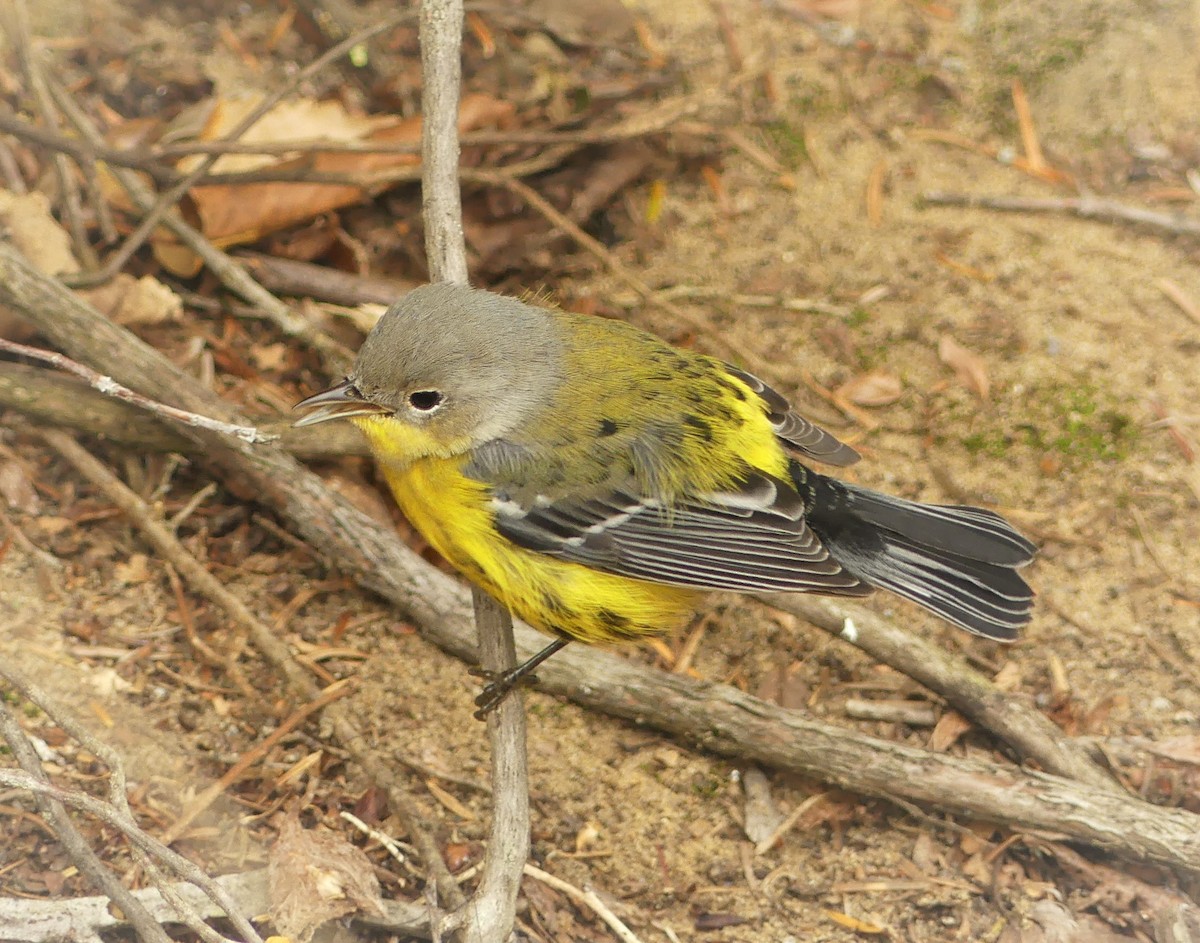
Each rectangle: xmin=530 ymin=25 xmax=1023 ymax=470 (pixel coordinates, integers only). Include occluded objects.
xmin=490 ymin=469 xmax=869 ymax=595
xmin=723 ymin=365 xmax=860 ymax=467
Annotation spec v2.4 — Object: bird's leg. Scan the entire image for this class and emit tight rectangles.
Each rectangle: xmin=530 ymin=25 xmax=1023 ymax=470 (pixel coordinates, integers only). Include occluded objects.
xmin=471 ymin=637 xmax=571 ymax=719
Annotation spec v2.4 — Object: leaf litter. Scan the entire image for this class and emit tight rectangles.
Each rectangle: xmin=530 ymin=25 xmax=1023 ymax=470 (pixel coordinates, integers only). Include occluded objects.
xmin=1 ymin=0 xmax=1199 ymax=941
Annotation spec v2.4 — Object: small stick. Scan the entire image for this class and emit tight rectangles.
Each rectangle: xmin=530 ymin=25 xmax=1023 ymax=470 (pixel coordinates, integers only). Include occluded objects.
xmin=2 ymin=0 xmax=94 ymax=266
xmin=762 ymin=595 xmax=1123 ymax=793
xmin=45 ymin=51 xmax=353 ymax=374
xmin=40 ymin=74 xmax=119 ymax=244
xmin=339 ymin=811 xmax=412 ymax=868
xmin=0 ymin=133 xmax=27 ymax=192
xmin=922 ymin=190 xmax=1200 ymax=238
xmin=0 ymin=97 xmax=703 ymax=171
xmin=1010 ymin=78 xmax=1048 ymax=174
xmin=0 ymin=765 xmax=276 ymax=941
xmin=523 ymin=864 xmax=645 ymax=943
xmin=1156 ymin=277 xmax=1200 ymax=328
xmin=0 ymin=870 xmax=276 ymax=943
xmin=844 ymin=698 xmax=938 ymax=727
xmin=1 ymin=338 xmax=272 ymax=444
xmin=0 ymin=361 xmax=367 ymax=459
xmin=753 ymin=792 xmax=828 ymax=856
xmin=0 ymin=667 xmax=233 ymax=943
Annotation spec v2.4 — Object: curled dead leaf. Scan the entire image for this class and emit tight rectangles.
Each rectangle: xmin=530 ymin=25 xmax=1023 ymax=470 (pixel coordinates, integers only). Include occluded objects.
xmin=153 ymin=93 xmax=514 ymax=276
xmin=0 ymin=189 xmax=79 ymax=339
xmin=80 ymin=274 xmax=183 ymax=326
xmin=927 ymin=710 xmax=972 ymax=752
xmin=268 ymin=813 xmax=384 ymax=943
xmin=938 ymin=335 xmax=990 ymax=401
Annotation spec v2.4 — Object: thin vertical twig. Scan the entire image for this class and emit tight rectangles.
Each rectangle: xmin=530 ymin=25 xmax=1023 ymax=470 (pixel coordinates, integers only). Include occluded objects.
xmin=417 ymin=2 xmax=530 ymax=941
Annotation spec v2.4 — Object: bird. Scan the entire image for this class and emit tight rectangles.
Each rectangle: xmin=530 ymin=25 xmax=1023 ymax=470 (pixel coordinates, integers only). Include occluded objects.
xmin=295 ymin=282 xmax=1035 ymax=714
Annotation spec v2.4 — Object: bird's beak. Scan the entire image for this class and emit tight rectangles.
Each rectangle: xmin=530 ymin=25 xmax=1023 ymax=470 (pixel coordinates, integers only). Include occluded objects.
xmin=293 ymin=379 xmax=389 ymax=427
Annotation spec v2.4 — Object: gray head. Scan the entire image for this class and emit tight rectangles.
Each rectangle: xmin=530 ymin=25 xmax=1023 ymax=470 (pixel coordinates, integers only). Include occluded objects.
xmin=294 ymin=283 xmax=564 ymax=450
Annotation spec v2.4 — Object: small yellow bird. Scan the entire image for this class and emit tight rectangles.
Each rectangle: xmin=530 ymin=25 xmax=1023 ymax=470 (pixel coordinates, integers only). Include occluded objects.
xmin=296 ymin=283 xmax=1034 ymax=713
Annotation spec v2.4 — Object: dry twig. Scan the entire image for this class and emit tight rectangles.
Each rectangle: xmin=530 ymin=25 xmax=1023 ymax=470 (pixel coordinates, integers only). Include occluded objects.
xmin=0 ymin=361 xmax=367 ymax=458
xmin=0 ymin=871 xmax=278 ymax=943
xmin=417 ymin=2 xmax=530 ymax=940
xmin=43 ymin=68 xmax=353 ymax=374
xmin=524 ymin=864 xmax=644 ymax=943
xmin=462 ymin=167 xmax=775 ymax=376
xmin=0 ymin=661 xmax=260 ymax=943
xmin=2 ymin=339 xmax=272 ymax=443
xmin=763 ymin=596 xmax=1123 ymax=793
xmin=922 ymin=190 xmax=1200 ymax=238
xmin=63 ymin=10 xmax=418 ymax=288
xmin=0 ymin=701 xmax=175 ymax=943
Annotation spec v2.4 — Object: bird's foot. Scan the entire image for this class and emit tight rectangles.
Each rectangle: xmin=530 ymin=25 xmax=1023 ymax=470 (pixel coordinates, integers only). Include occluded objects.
xmin=468 ymin=638 xmax=572 ymax=720
xmin=469 ymin=665 xmax=540 ymax=719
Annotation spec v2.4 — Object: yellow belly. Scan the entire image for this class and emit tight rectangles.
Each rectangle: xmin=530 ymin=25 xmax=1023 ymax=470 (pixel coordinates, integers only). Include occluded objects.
xmin=379 ymin=454 xmax=699 ymax=643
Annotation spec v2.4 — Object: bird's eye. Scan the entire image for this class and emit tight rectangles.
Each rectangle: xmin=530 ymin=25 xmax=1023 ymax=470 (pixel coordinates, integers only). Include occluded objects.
xmin=408 ymin=390 xmax=444 ymax=411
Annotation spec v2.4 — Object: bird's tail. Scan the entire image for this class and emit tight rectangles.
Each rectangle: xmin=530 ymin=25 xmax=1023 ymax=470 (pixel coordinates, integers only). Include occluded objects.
xmin=803 ymin=474 xmax=1036 ymax=640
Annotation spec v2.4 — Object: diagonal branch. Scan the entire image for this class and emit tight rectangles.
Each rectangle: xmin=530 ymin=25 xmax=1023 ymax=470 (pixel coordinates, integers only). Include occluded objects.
xmin=3 ymin=240 xmax=1198 ymax=878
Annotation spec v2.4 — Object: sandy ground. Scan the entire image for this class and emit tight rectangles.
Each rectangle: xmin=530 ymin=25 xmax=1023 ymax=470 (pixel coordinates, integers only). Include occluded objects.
xmin=2 ymin=1 xmax=1199 ymax=940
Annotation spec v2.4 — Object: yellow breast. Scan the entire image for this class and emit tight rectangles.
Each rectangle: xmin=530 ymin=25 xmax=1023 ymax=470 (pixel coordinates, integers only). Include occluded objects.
xmin=352 ymin=415 xmax=698 ymax=643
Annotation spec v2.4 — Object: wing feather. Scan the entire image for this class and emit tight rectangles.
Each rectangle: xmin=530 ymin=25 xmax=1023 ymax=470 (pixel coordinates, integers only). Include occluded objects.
xmin=724 ymin=365 xmax=860 ymax=466
xmin=492 ymin=471 xmax=868 ymax=595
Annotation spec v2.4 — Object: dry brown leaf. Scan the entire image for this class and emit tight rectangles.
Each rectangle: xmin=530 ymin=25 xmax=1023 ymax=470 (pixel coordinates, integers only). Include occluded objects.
xmin=80 ymin=273 xmax=183 ymax=326
xmin=0 ymin=460 xmax=39 ymax=513
xmin=250 ymin=342 xmax=289 ymax=372
xmin=268 ymin=813 xmax=384 ymax=943
xmin=154 ymin=93 xmax=514 ymax=275
xmin=0 ymin=190 xmax=79 ymax=277
xmin=938 ymin=335 xmax=991 ymax=400
xmin=179 ymin=97 xmax=397 ymax=175
xmin=0 ymin=189 xmax=79 ymax=340
xmin=113 ymin=553 xmax=151 ymax=587
xmin=927 ymin=709 xmax=972 ymax=751
xmin=836 ymin=370 xmax=903 ymax=407
xmin=425 ymin=777 xmax=475 ymax=820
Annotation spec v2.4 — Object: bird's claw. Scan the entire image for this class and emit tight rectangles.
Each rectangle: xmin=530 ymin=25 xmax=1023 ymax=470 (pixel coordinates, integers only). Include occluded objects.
xmin=469 ymin=666 xmax=540 ymax=720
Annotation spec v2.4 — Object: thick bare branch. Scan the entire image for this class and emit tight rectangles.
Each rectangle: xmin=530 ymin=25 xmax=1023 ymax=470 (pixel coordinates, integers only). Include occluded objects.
xmin=3 ymin=241 xmax=1199 ymax=878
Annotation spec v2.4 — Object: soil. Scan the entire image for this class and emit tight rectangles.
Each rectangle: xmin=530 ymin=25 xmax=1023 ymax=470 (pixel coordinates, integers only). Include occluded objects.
xmin=2 ymin=1 xmax=1199 ymax=941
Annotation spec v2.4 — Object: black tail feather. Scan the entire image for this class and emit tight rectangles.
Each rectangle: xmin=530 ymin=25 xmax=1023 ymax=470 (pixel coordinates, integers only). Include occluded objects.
xmin=804 ymin=474 xmax=1036 ymax=640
